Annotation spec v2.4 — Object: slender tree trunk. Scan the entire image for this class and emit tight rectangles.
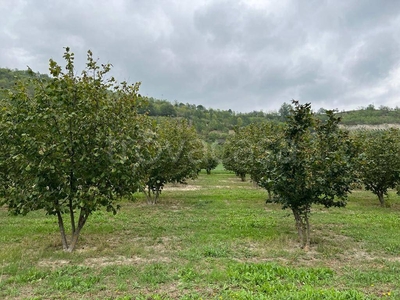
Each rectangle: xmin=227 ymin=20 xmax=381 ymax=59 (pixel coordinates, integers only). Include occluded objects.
xmin=56 ymin=211 xmax=69 ymax=251
xmin=145 ymin=187 xmax=158 ymax=205
xmin=292 ymin=209 xmax=304 ymax=248
xmin=69 ymin=196 xmax=76 ymax=234
xmin=267 ymin=189 xmax=272 ymax=201
xmin=377 ymin=192 xmax=385 ymax=207
xmin=67 ymin=209 xmax=88 ymax=252
xmin=69 ymin=84 xmax=77 ymax=234
xmin=146 ymin=187 xmax=152 ymax=204
xmin=304 ymin=211 xmax=310 ymax=251
xmin=240 ymin=173 xmax=246 ymax=182
xmin=68 ymin=227 xmax=82 ymax=252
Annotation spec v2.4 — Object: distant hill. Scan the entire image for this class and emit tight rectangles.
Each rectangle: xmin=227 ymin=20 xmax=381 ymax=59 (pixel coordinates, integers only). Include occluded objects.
xmin=0 ymin=67 xmax=49 ymax=89
xmin=2 ymin=67 xmax=400 ymax=141
xmin=336 ymin=105 xmax=400 ymax=126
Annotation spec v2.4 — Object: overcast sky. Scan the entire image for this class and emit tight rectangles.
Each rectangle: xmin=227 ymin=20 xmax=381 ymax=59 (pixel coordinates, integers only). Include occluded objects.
xmin=1 ymin=0 xmax=400 ymax=112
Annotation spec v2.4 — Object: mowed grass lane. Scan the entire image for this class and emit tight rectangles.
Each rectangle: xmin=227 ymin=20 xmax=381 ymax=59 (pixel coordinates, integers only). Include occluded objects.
xmin=0 ymin=166 xmax=399 ymax=299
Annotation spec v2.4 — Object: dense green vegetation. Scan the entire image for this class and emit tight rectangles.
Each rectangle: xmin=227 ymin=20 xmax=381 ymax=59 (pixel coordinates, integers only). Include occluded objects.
xmin=0 ymin=50 xmax=207 ymax=252
xmin=337 ymin=105 xmax=400 ymax=126
xmin=144 ymin=118 xmax=204 ymax=204
xmin=353 ymin=129 xmax=400 ymax=207
xmin=138 ymin=99 xmax=400 ymax=141
xmin=1 ymin=49 xmax=158 ymax=252
xmin=222 ymin=102 xmax=360 ymax=249
xmin=0 ymin=67 xmax=49 ymax=89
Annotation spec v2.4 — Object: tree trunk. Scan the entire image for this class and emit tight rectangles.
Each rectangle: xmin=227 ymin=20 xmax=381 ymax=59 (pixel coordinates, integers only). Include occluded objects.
xmin=292 ymin=208 xmax=311 ymax=250
xmin=377 ymin=192 xmax=385 ymax=207
xmin=304 ymin=211 xmax=310 ymax=251
xmin=146 ymin=187 xmax=155 ymax=205
xmin=154 ymin=189 xmax=160 ymax=204
xmin=145 ymin=187 xmax=159 ymax=205
xmin=69 ymin=197 xmax=76 ymax=234
xmin=292 ymin=209 xmax=304 ymax=248
xmin=56 ymin=211 xmax=69 ymax=251
xmin=67 ymin=227 xmax=82 ymax=252
xmin=67 ymin=209 xmax=88 ymax=252
xmin=240 ymin=173 xmax=246 ymax=182
xmin=146 ymin=187 xmax=152 ymax=204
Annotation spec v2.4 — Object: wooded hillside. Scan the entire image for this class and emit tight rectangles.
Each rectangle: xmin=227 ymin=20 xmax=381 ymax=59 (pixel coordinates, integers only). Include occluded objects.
xmin=2 ymin=67 xmax=400 ymax=142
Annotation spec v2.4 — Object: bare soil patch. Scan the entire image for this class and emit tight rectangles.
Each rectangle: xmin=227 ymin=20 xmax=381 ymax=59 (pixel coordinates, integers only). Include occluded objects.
xmin=83 ymin=255 xmax=171 ymax=267
xmin=38 ymin=255 xmax=172 ymax=269
xmin=38 ymin=259 xmax=71 ymax=269
xmin=163 ymin=185 xmax=201 ymax=191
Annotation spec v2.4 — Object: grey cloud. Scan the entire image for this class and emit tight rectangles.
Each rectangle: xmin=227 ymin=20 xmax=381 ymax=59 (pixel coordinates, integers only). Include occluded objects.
xmin=1 ymin=0 xmax=400 ymax=112
xmin=347 ymin=31 xmax=400 ymax=84
xmin=341 ymin=0 xmax=400 ymax=30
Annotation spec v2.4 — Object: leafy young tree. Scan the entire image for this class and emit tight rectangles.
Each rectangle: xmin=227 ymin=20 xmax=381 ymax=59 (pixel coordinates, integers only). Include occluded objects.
xmin=158 ymin=101 xmax=177 ymax=117
xmin=200 ymin=142 xmax=219 ymax=175
xmin=144 ymin=118 xmax=203 ymax=204
xmin=242 ymin=123 xmax=283 ymax=201
xmin=222 ymin=123 xmax=281 ymax=185
xmin=270 ymin=101 xmax=357 ymax=249
xmin=355 ymin=129 xmax=400 ymax=206
xmin=278 ymin=102 xmax=293 ymax=121
xmin=221 ymin=123 xmax=281 ymax=197
xmin=1 ymin=48 xmax=153 ymax=252
xmin=222 ymin=129 xmax=249 ymax=181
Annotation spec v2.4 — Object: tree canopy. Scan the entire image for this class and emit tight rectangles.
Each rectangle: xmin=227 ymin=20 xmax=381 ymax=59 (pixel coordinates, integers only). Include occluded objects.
xmin=268 ymin=101 xmax=357 ymax=249
xmin=1 ymin=48 xmax=154 ymax=251
xmin=354 ymin=129 xmax=400 ymax=206
xmin=144 ymin=118 xmax=203 ymax=204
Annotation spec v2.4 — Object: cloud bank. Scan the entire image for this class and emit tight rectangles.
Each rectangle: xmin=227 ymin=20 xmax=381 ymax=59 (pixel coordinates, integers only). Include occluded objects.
xmin=1 ymin=0 xmax=400 ymax=112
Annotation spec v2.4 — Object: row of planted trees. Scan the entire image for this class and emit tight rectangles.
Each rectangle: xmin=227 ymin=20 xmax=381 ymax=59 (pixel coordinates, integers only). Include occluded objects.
xmin=2 ymin=49 xmax=398 ymax=253
xmin=0 ymin=49 xmax=218 ymax=252
xmin=222 ymin=102 xmax=400 ymax=249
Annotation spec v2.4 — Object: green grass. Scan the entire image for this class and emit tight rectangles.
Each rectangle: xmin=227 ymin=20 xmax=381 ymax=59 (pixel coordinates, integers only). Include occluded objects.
xmin=1 ymin=167 xmax=400 ymax=299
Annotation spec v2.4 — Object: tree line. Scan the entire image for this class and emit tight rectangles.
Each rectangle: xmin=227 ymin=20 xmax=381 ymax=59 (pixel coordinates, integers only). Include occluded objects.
xmin=3 ymin=67 xmax=400 ymax=144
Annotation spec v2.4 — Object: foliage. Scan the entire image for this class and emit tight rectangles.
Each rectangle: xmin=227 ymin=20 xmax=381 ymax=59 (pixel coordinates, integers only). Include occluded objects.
xmin=269 ymin=101 xmax=357 ymax=249
xmin=243 ymin=123 xmax=283 ymax=200
xmin=144 ymin=118 xmax=203 ymax=204
xmin=0 ymin=48 xmax=153 ymax=251
xmin=0 ymin=97 xmax=10 ymax=198
xmin=337 ymin=105 xmax=400 ymax=125
xmin=199 ymin=142 xmax=219 ymax=174
xmin=0 ymin=67 xmax=49 ymax=89
xmin=139 ymin=97 xmax=282 ymax=141
xmin=278 ymin=101 xmax=293 ymax=121
xmin=221 ymin=122 xmax=283 ymax=196
xmin=354 ymin=129 xmax=400 ymax=206
xmin=221 ymin=128 xmax=249 ymax=181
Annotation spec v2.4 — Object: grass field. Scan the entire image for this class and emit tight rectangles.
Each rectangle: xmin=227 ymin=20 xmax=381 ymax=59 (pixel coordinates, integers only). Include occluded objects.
xmin=1 ymin=166 xmax=400 ymax=299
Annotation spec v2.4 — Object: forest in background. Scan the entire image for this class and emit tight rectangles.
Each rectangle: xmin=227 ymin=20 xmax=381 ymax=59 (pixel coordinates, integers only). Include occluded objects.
xmin=2 ymin=67 xmax=400 ymax=143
